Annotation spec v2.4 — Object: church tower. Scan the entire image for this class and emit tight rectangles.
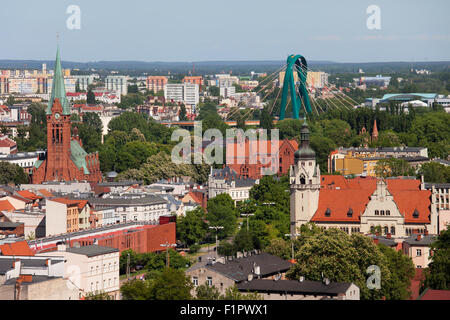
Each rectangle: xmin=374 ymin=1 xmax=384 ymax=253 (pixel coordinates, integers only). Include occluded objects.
xmin=32 ymin=45 xmax=102 ymax=184
xmin=289 ymin=119 xmax=321 ymax=235
xmin=44 ymin=45 xmax=73 ymax=181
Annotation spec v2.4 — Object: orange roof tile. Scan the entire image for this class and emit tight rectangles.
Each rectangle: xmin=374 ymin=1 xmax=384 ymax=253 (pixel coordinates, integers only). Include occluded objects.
xmin=0 ymin=241 xmax=34 ymax=256
xmin=16 ymin=190 xmax=42 ymax=201
xmin=0 ymin=199 xmax=15 ymax=212
xmin=312 ymin=176 xmax=431 ymax=224
xmin=51 ymin=198 xmax=88 ymax=210
xmin=37 ymin=189 xmax=54 ymax=198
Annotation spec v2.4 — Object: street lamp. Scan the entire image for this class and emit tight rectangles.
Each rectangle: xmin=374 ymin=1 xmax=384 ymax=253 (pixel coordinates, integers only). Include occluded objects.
xmin=240 ymin=213 xmax=255 ymax=231
xmin=285 ymin=233 xmax=300 ymax=261
xmin=160 ymin=241 xmax=177 ymax=268
xmin=209 ymin=226 xmax=224 ymax=259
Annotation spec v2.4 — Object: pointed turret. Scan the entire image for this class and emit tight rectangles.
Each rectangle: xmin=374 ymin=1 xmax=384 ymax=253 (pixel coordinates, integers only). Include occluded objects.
xmin=47 ymin=45 xmax=70 ymax=115
xmin=372 ymin=119 xmax=378 ymax=141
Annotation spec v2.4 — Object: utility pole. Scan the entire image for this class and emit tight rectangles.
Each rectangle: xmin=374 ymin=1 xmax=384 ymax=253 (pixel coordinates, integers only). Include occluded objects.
xmin=209 ymin=226 xmax=224 ymax=259
xmin=126 ymin=253 xmax=130 ymax=280
xmin=160 ymin=241 xmax=177 ymax=268
xmin=285 ymin=233 xmax=300 ymax=261
xmin=240 ymin=213 xmax=255 ymax=232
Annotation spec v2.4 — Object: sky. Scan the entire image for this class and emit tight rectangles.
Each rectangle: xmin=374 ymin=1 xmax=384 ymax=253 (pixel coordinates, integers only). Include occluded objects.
xmin=1 ymin=0 xmax=449 ymax=63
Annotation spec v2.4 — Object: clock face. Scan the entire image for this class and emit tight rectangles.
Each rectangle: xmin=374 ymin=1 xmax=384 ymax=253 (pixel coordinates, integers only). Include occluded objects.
xmin=54 ymin=113 xmax=61 ymax=120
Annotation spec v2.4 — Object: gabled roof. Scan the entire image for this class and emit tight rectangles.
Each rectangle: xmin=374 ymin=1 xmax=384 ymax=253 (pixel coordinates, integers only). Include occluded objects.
xmin=237 ymin=279 xmax=354 ymax=296
xmin=205 ymin=252 xmax=292 ymax=282
xmin=16 ymin=190 xmax=42 ymax=201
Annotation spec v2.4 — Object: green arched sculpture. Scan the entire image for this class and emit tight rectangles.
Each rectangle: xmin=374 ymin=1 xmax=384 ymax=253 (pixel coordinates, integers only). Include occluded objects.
xmin=279 ymin=54 xmax=311 ymax=120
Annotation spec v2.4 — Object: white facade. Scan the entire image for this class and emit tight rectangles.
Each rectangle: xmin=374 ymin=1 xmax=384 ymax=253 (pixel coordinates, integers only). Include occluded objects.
xmin=105 ymin=76 xmax=128 ymax=96
xmin=37 ymin=245 xmax=120 ymax=299
xmin=220 ymin=86 xmax=236 ymax=98
xmin=164 ymin=83 xmax=199 ymax=106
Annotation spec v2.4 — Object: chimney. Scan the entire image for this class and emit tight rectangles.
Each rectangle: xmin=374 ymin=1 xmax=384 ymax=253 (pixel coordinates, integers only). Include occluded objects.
xmin=417 ymin=234 xmax=422 ymax=241
xmin=247 ymin=274 xmax=253 ymax=282
xmin=424 ymin=229 xmax=429 ymax=236
xmin=386 ymin=233 xmax=391 ymax=239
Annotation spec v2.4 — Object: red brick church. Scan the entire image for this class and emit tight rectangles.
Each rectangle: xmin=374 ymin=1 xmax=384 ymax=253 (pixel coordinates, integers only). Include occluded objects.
xmin=32 ymin=46 xmax=102 ymax=184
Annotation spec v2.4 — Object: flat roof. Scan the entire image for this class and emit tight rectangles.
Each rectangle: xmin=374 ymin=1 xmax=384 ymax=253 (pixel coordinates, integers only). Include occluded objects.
xmin=66 ymin=245 xmax=119 ymax=257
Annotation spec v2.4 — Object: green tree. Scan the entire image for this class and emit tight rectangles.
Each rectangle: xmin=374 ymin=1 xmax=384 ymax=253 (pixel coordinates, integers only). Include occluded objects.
xmin=147 ymin=267 xmax=193 ymax=300
xmin=264 ymin=238 xmax=291 ymax=260
xmin=208 ymin=86 xmax=220 ymax=97
xmin=176 ymin=207 xmax=208 ymax=247
xmin=195 ymin=283 xmax=221 ymax=300
xmin=423 ymin=226 xmax=450 ymax=290
xmin=418 ymin=162 xmax=450 ymax=183
xmin=206 ymin=193 xmax=238 ymax=238
xmin=374 ymin=158 xmax=415 ymax=178
xmin=286 ymin=227 xmax=414 ymax=300
xmin=378 ymin=244 xmax=415 ymax=299
xmin=0 ymin=162 xmax=28 ymax=185
xmin=6 ymin=95 xmax=15 ymax=106
xmin=86 ymin=89 xmax=96 ymax=104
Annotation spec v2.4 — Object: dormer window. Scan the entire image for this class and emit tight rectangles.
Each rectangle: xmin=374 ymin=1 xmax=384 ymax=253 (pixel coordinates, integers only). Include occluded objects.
xmin=347 ymin=208 xmax=353 ymax=217
xmin=325 ymin=208 xmax=331 ymax=217
xmin=413 ymin=209 xmax=419 ymax=218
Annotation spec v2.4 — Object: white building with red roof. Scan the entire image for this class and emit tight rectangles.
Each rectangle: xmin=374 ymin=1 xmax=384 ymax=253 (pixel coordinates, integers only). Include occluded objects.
xmin=0 ymin=134 xmax=17 ymax=155
xmin=290 ymin=121 xmax=438 ymax=239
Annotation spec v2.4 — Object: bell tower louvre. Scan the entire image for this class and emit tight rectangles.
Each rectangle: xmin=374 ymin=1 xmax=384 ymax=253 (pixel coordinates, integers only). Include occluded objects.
xmin=32 ymin=45 xmax=102 ymax=184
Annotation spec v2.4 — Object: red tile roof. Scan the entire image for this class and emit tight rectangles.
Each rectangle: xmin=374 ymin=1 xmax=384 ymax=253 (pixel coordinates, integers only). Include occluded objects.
xmin=0 ymin=199 xmax=15 ymax=212
xmin=37 ymin=189 xmax=54 ymax=198
xmin=16 ymin=190 xmax=42 ymax=201
xmin=51 ymin=198 xmax=88 ymax=210
xmin=0 ymin=241 xmax=35 ymax=256
xmin=311 ymin=177 xmax=431 ymax=224
xmin=418 ymin=288 xmax=450 ymax=300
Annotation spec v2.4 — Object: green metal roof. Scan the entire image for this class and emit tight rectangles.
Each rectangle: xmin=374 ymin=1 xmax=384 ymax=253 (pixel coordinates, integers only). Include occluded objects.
xmin=34 ymin=159 xmax=44 ymax=169
xmin=46 ymin=46 xmax=71 ymax=116
xmin=70 ymin=140 xmax=90 ymax=174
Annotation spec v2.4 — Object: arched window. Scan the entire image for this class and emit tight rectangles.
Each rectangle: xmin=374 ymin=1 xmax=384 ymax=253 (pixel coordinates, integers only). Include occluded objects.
xmin=375 ymin=210 xmax=379 ymax=215
xmin=386 ymin=210 xmax=390 ymax=216
xmin=391 ymin=226 xmax=395 ymax=235
xmin=300 ymin=175 xmax=306 ymax=185
xmin=384 ymin=226 xmax=388 ymax=235
xmin=380 ymin=210 xmax=385 ymax=216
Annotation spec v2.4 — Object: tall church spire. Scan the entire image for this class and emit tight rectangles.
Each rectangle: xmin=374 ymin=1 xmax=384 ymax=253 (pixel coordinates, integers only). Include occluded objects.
xmin=47 ymin=44 xmax=70 ymax=115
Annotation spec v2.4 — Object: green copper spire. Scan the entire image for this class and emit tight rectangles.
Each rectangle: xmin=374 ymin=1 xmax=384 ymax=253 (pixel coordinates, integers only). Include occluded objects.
xmin=47 ymin=45 xmax=70 ymax=115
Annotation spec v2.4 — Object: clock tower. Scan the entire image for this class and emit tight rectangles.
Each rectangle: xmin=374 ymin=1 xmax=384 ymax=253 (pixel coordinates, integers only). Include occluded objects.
xmin=44 ymin=45 xmax=73 ymax=181
xmin=289 ymin=119 xmax=321 ymax=235
xmin=32 ymin=44 xmax=102 ymax=184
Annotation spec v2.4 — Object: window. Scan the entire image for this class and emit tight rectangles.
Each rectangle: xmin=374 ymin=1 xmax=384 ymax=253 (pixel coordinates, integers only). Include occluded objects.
xmin=375 ymin=210 xmax=379 ymax=216
xmin=193 ymin=277 xmax=198 ymax=286
xmin=386 ymin=210 xmax=390 ymax=216
xmin=417 ymin=249 xmax=422 ymax=257
xmin=206 ymin=277 xmax=212 ymax=286
xmin=380 ymin=210 xmax=385 ymax=216
xmin=391 ymin=226 xmax=395 ymax=235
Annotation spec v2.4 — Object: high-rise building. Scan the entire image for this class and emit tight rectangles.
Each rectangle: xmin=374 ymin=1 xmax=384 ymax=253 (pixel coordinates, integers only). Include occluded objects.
xmin=146 ymin=76 xmax=168 ymax=93
xmin=164 ymin=83 xmax=199 ymax=106
xmin=105 ymin=75 xmax=128 ymax=96
xmin=182 ymin=76 xmax=203 ymax=90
